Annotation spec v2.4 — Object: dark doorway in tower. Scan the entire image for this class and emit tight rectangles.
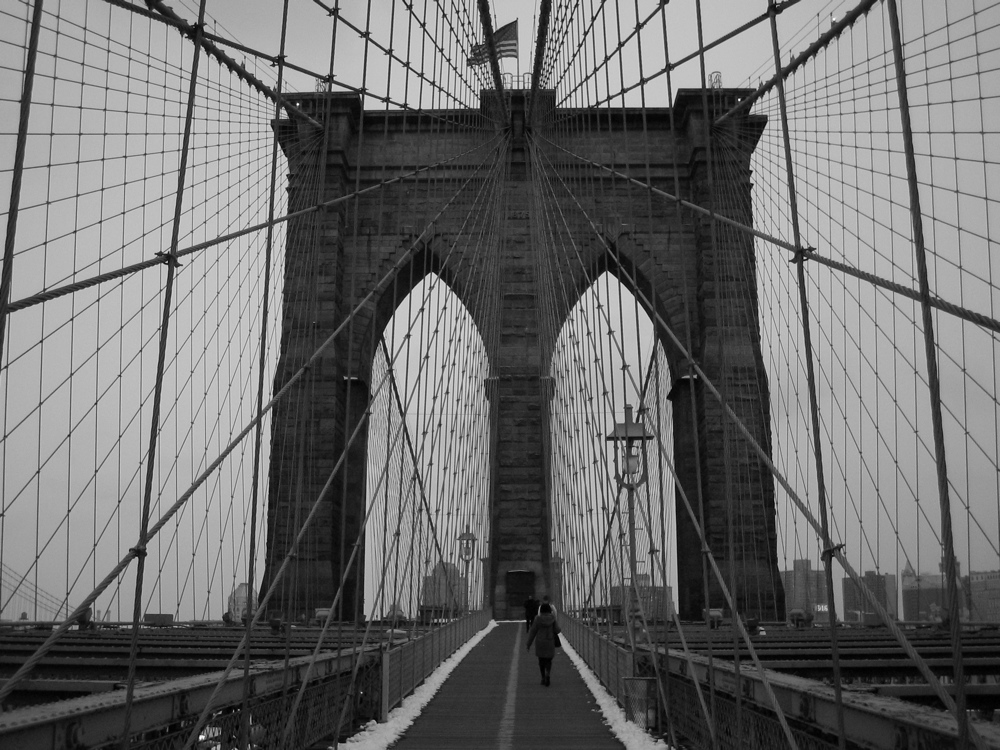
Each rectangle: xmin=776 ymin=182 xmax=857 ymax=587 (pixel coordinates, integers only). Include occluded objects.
xmin=506 ymin=570 xmax=536 ymax=622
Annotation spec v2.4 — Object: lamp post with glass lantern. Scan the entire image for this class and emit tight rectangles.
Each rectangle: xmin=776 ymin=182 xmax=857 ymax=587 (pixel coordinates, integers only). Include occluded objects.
xmin=606 ymin=404 xmax=654 ymax=649
xmin=458 ymin=527 xmax=477 ymax=613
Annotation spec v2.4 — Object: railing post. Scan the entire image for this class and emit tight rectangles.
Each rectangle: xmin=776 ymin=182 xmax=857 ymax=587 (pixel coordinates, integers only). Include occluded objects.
xmin=434 ymin=625 xmax=441 ymax=676
xmin=380 ymin=646 xmax=389 ymax=721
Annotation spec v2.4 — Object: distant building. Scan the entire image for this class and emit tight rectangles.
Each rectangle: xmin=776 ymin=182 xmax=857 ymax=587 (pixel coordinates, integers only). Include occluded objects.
xmin=227 ymin=583 xmax=255 ymax=622
xmin=842 ymin=571 xmax=897 ymax=623
xmin=968 ymin=571 xmax=1000 ymax=622
xmin=901 ymin=561 xmax=966 ymax=621
xmin=385 ymin=602 xmax=408 ymax=621
xmin=608 ymin=575 xmax=674 ymax=623
xmin=781 ymin=559 xmax=829 ymax=623
xmin=420 ymin=561 xmax=467 ymax=618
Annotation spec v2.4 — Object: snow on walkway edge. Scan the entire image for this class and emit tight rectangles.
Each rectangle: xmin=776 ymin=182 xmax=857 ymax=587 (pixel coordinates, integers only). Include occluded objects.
xmin=339 ymin=621 xmax=668 ymax=750
xmin=562 ymin=639 xmax=669 ymax=750
xmin=339 ymin=620 xmax=499 ymax=749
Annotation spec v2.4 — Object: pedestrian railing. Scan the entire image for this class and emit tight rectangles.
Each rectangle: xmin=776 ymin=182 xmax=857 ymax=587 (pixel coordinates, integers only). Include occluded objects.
xmin=561 ymin=616 xmax=1000 ymax=749
xmin=379 ymin=609 xmax=492 ymax=720
xmin=0 ymin=646 xmax=381 ymax=749
xmin=560 ymin=616 xmax=635 ymax=707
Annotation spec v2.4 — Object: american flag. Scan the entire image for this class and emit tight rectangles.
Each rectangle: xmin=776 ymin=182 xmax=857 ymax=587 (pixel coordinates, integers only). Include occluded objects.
xmin=467 ymin=20 xmax=518 ymax=67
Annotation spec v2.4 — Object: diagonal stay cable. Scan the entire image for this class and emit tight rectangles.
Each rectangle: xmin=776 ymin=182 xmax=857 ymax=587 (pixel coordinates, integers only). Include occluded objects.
xmin=630 ymin=245 xmax=989 ymax=750
xmin=190 ymin=144 xmax=510 ymax=748
xmin=714 ymin=0 xmax=882 ymax=127
xmin=188 ymin=340 xmax=416 ymax=750
xmin=559 ymin=0 xmax=808 ymax=111
xmin=530 ymin=129 xmax=800 ymax=750
xmin=0 ymin=148 xmax=497 ymax=708
xmin=534 ymin=114 xmax=980 ymax=747
xmin=531 ymin=145 xmax=720 ymax=739
xmin=5 ymin=136 xmax=502 ymax=315
xmin=129 ymin=0 xmax=322 ymax=128
xmin=536 ymin=134 xmax=1000 ymax=336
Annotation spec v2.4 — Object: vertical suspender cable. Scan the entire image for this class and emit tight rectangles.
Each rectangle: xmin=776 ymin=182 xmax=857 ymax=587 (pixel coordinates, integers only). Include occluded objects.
xmin=334 ymin=0 xmax=374 ymax=671
xmin=121 ymin=0 xmax=209 ymax=743
xmin=691 ymin=1 xmax=733 ymax=745
xmin=884 ymin=1 xmax=970 ymax=746
xmin=0 ymin=0 xmax=44 ymax=625
xmin=239 ymin=0 xmax=292 ymax=744
xmin=0 ymin=0 xmax=44 ymax=371
xmin=766 ymin=5 xmax=847 ymax=748
xmin=656 ymin=4 xmax=718 ymax=739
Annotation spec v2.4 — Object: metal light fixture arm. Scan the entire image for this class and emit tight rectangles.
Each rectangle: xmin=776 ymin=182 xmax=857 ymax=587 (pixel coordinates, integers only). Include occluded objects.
xmin=606 ymin=404 xmax=655 ymax=490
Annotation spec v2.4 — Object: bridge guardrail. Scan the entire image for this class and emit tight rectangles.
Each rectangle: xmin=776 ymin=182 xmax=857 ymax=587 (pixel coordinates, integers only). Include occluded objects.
xmin=0 ymin=613 xmax=491 ymax=748
xmin=561 ymin=616 xmax=634 ymax=708
xmin=562 ymin=616 xmax=1000 ymax=749
xmin=0 ymin=645 xmax=381 ymax=749
xmin=379 ymin=609 xmax=491 ymax=720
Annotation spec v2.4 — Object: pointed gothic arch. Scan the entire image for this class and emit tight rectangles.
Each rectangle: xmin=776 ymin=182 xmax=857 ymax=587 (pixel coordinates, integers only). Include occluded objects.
xmin=263 ymin=88 xmax=784 ymax=622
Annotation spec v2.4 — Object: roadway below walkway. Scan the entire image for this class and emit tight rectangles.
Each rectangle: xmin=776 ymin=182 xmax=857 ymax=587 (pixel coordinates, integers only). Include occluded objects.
xmin=389 ymin=621 xmax=625 ymax=749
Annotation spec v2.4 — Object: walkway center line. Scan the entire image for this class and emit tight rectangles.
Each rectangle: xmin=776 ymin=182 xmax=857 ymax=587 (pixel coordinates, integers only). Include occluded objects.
xmin=497 ymin=626 xmax=522 ymax=750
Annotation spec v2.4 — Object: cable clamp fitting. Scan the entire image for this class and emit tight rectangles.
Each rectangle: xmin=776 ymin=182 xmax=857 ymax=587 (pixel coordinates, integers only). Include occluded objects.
xmin=791 ymin=245 xmax=816 ymax=265
xmin=130 ymin=546 xmax=148 ymax=559
xmin=821 ymin=542 xmax=845 ymax=562
xmin=155 ymin=251 xmax=181 ymax=268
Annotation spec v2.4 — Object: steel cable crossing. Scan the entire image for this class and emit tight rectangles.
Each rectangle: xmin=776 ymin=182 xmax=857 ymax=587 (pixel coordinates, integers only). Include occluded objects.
xmin=531 ymin=0 xmax=999 ymax=747
xmin=2 ymin=1 xmax=1000 ymax=749
xmin=0 ymin=1 xmax=501 ymax=740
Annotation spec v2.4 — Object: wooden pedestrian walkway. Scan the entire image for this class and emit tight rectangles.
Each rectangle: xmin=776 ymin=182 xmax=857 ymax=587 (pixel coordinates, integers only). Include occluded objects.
xmin=390 ymin=621 xmax=625 ymax=749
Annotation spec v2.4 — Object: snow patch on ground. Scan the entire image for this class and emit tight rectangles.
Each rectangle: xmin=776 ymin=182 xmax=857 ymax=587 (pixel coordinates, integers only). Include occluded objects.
xmin=338 ymin=620 xmax=499 ymax=750
xmin=561 ymin=639 xmax=671 ymax=750
xmin=338 ymin=621 xmax=668 ymax=750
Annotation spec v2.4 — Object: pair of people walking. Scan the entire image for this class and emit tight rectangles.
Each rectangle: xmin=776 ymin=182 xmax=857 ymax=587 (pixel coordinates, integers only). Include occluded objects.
xmin=526 ymin=602 xmax=561 ymax=686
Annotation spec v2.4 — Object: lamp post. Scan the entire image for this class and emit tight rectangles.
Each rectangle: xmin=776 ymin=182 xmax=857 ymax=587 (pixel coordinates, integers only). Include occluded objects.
xmin=606 ymin=404 xmax=654 ymax=650
xmin=458 ymin=526 xmax=477 ymax=613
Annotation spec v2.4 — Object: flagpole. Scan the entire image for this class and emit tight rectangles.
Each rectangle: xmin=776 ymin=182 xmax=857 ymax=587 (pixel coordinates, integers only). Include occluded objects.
xmin=519 ymin=20 xmax=522 ymax=86
xmin=529 ymin=11 xmax=534 ymax=88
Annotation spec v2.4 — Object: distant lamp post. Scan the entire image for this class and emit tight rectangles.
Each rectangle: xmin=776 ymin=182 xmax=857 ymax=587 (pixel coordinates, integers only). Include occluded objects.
xmin=607 ymin=404 xmax=654 ymax=649
xmin=606 ymin=404 xmax=654 ymax=488
xmin=458 ymin=526 xmax=477 ymax=613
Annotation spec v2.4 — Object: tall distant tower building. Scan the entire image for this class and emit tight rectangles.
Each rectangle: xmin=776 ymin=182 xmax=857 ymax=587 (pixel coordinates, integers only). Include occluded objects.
xmin=842 ymin=570 xmax=897 ymax=622
xmin=901 ymin=561 xmax=965 ymax=621
xmin=781 ymin=559 xmax=828 ymax=622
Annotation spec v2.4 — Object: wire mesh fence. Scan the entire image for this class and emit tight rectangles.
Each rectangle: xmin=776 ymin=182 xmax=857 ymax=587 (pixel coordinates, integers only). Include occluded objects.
xmin=380 ymin=609 xmax=491 ymax=720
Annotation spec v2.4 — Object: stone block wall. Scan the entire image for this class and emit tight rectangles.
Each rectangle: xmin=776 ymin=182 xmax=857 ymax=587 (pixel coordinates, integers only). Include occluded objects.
xmin=262 ymin=87 xmax=785 ymax=622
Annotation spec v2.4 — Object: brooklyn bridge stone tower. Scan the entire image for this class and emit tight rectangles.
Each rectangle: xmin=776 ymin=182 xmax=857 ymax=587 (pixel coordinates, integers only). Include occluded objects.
xmin=261 ymin=86 xmax=784 ymax=622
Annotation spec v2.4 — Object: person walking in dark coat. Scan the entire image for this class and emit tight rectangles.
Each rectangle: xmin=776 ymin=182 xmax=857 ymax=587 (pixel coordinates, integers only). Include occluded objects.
xmin=524 ymin=595 xmax=540 ymax=632
xmin=526 ymin=603 xmax=561 ymax=686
